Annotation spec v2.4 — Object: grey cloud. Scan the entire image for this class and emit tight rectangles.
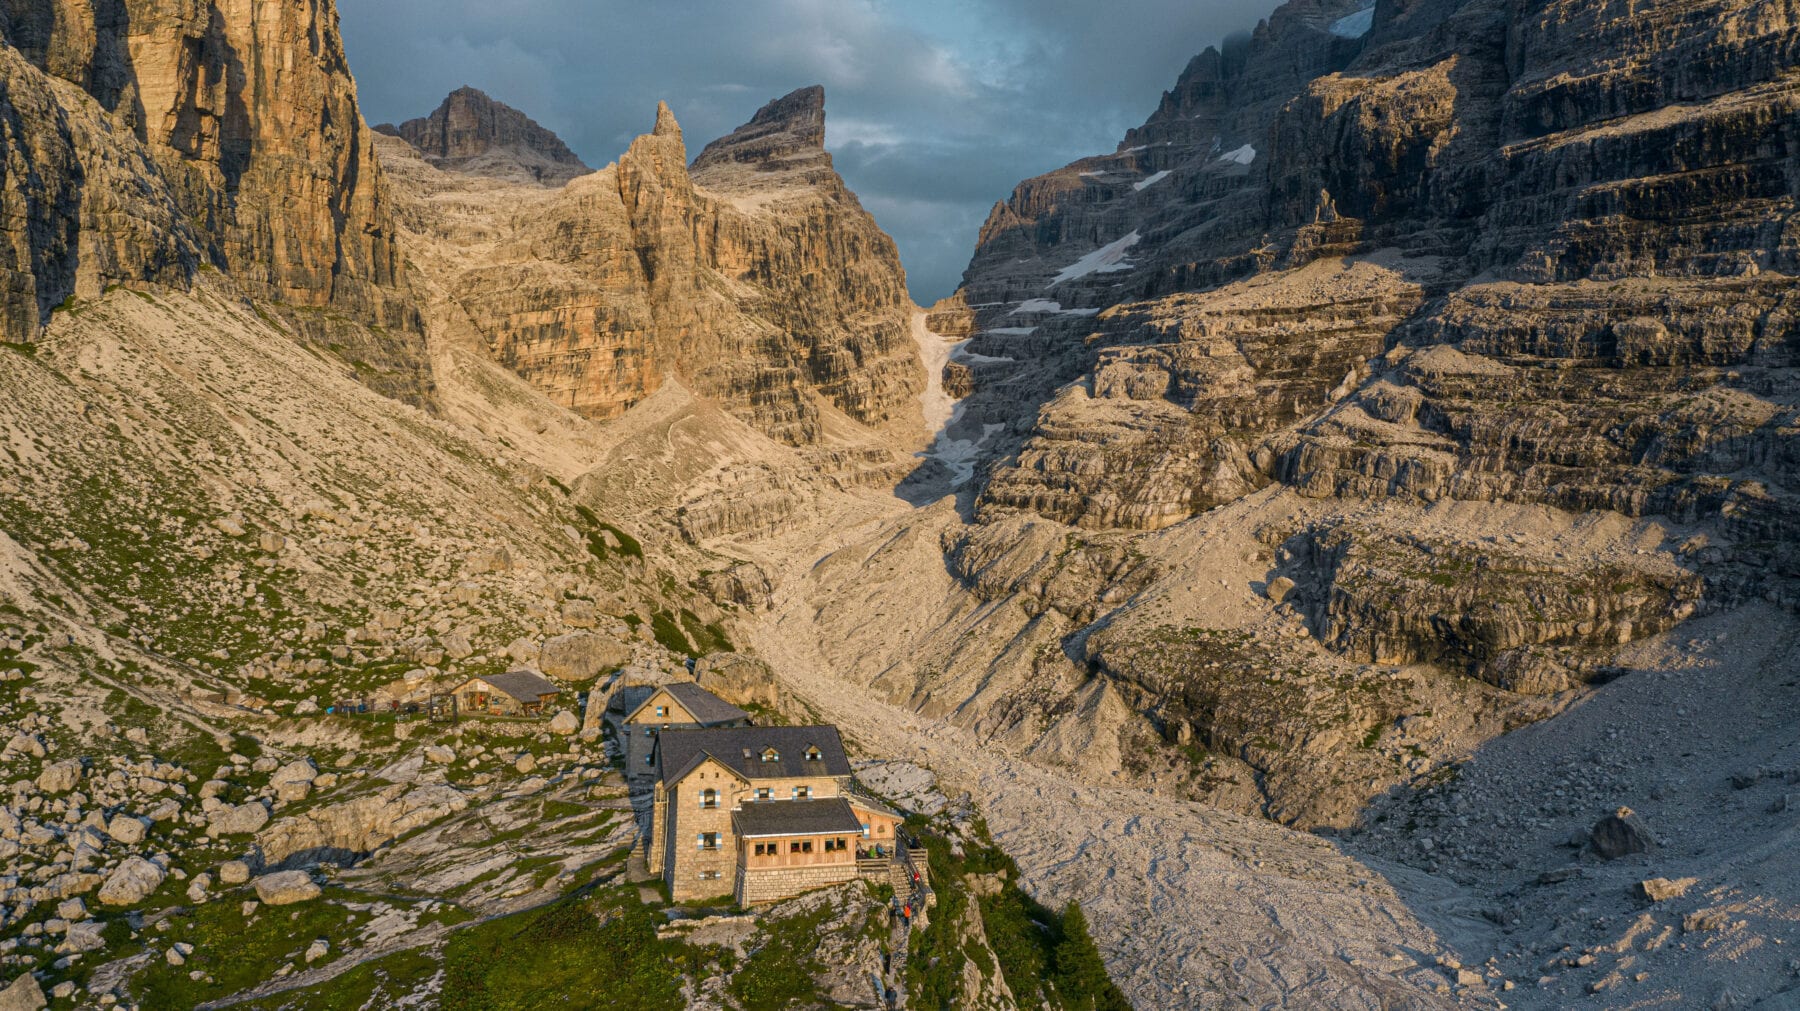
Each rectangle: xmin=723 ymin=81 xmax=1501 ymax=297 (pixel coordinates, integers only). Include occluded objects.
xmin=337 ymin=0 xmax=1280 ymax=303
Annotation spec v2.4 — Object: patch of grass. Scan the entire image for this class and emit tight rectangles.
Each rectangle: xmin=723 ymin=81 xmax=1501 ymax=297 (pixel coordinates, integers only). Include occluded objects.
xmin=679 ymin=609 xmax=733 ymax=655
xmin=440 ymin=885 xmax=685 ymax=1011
xmin=908 ymin=819 xmax=1131 ymax=1011
xmin=729 ymin=898 xmax=835 ymax=1010
xmin=240 ymin=946 xmax=439 ymax=1011
xmin=649 ymin=610 xmax=694 ymax=657
xmin=127 ymin=887 xmax=377 ymax=1007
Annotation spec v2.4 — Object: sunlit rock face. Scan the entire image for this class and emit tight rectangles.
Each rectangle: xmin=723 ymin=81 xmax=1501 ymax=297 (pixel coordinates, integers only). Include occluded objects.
xmin=385 ymin=84 xmax=924 ymax=445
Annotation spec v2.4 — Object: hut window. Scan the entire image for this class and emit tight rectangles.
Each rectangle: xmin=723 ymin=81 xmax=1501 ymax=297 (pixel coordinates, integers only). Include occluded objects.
xmin=697 ymin=832 xmax=721 ymax=850
xmin=793 ymin=785 xmax=812 ymax=800
xmin=655 ymin=705 xmax=668 ymax=717
xmin=755 ymin=787 xmax=773 ymax=801
xmin=861 ymin=822 xmax=871 ymax=838
xmin=699 ymin=789 xmax=719 ymax=809
xmin=698 ymin=870 xmax=720 ymax=881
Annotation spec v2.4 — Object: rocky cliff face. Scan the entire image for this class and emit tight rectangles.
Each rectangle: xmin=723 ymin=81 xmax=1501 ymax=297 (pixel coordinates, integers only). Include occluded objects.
xmin=376 ymin=86 xmax=591 ymax=185
xmin=0 ymin=0 xmax=427 ymax=397
xmin=383 ymin=86 xmax=924 ymax=445
xmin=783 ymin=0 xmax=1800 ymax=835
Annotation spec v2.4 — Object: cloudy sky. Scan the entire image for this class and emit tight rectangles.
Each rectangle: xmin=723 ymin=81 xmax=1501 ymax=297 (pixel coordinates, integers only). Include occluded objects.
xmin=337 ymin=0 xmax=1277 ymax=304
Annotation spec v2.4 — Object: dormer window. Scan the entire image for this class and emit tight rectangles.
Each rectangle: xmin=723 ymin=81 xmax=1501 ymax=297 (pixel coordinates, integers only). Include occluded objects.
xmin=804 ymin=746 xmax=823 ymax=762
xmin=755 ymin=787 xmax=773 ymax=801
xmin=793 ymin=785 xmax=812 ymax=800
xmin=761 ymin=748 xmax=780 ymax=763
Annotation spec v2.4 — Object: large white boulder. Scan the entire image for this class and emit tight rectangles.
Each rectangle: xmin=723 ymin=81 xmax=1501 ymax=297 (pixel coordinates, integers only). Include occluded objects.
xmin=206 ymin=801 xmax=270 ymax=838
xmin=253 ymin=870 xmax=321 ymax=906
xmin=98 ymin=857 xmax=166 ymax=907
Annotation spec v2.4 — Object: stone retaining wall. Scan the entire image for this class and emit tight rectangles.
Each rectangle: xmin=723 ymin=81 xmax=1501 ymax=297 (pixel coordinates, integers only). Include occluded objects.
xmin=736 ymin=861 xmax=858 ymax=906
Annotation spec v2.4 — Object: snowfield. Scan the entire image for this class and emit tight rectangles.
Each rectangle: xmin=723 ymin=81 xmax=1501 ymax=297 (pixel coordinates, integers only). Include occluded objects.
xmin=1330 ymin=5 xmax=1375 ymax=38
xmin=1219 ymin=143 xmax=1257 ymax=166
xmin=1049 ymin=231 xmax=1142 ymax=287
xmin=1134 ymin=169 xmax=1171 ymax=191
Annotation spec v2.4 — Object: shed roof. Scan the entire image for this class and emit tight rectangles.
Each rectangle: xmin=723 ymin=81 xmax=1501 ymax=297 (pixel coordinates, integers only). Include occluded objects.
xmin=625 ymin=682 xmax=749 ymax=727
xmin=657 ymin=725 xmax=851 ymax=785
xmin=732 ymin=797 xmax=865 ymax=838
xmin=472 ymin=670 xmax=562 ymax=703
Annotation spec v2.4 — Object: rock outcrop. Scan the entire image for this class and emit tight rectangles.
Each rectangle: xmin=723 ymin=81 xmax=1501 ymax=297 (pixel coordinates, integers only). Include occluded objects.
xmin=257 ymin=783 xmax=469 ymax=867
xmin=377 ymin=86 xmax=591 ymax=184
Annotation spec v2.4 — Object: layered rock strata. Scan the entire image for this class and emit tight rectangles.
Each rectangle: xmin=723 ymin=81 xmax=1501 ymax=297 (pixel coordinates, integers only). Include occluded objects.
xmin=377 ymin=86 xmax=591 ymax=184
xmin=382 ymin=86 xmax=923 ymax=444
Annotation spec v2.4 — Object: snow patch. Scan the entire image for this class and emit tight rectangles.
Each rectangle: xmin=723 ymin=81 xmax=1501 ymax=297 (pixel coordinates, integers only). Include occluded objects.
xmin=951 ymin=339 xmax=1017 ymax=365
xmin=1011 ymin=300 xmax=1101 ymax=317
xmin=913 ymin=312 xmax=958 ymax=436
xmin=1329 ymin=6 xmax=1375 ymax=38
xmin=1219 ymin=144 xmax=1257 ymax=166
xmin=1049 ymin=231 xmax=1142 ymax=287
xmin=926 ymin=402 xmax=1007 ymax=487
xmin=981 ymin=327 xmax=1038 ymax=337
xmin=1134 ymin=170 xmax=1172 ymax=192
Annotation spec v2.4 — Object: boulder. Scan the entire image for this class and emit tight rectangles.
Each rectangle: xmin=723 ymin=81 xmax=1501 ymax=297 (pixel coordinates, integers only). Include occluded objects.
xmin=207 ymin=801 xmax=271 ymax=837
xmin=186 ymin=872 xmax=213 ymax=902
xmin=305 ymin=938 xmax=330 ymax=963
xmin=56 ymin=921 xmax=106 ymax=954
xmin=275 ymin=781 xmax=311 ymax=803
xmin=218 ymin=860 xmax=252 ymax=885
xmin=514 ymin=753 xmax=538 ymax=775
xmin=98 ymin=857 xmax=167 ymax=906
xmin=0 ymin=973 xmax=45 ymax=1011
xmin=505 ymin=637 xmax=541 ymax=665
xmin=269 ymin=760 xmax=318 ymax=787
xmin=1265 ymin=576 xmax=1297 ymax=604
xmin=539 ymin=632 xmax=628 ymax=682
xmin=1590 ymin=807 xmax=1655 ymax=859
xmin=548 ymin=710 xmax=580 ymax=736
xmin=36 ymin=760 xmax=82 ymax=794
xmin=440 ymin=633 xmax=474 ymax=660
xmin=560 ymin=598 xmax=597 ymax=628
xmin=1635 ymin=877 xmax=1697 ymax=902
xmin=424 ymin=745 xmax=456 ymax=765
xmin=694 ymin=653 xmax=779 ymax=709
xmin=106 ymin=814 xmax=147 ymax=845
xmin=253 ymin=870 xmax=321 ymax=906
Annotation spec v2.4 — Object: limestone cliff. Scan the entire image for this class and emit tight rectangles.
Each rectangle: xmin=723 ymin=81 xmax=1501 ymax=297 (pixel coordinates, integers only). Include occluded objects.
xmin=383 ymin=86 xmax=924 ymax=445
xmin=0 ymin=0 xmax=427 ymax=398
xmin=787 ymin=0 xmax=1800 ymax=832
xmin=376 ymin=86 xmax=591 ymax=185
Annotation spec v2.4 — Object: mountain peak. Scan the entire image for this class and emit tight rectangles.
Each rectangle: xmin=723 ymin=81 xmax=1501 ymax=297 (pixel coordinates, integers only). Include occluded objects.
xmin=654 ymin=101 xmax=682 ymax=139
xmin=381 ymin=86 xmax=590 ymax=183
xmin=691 ymin=85 xmax=829 ymax=175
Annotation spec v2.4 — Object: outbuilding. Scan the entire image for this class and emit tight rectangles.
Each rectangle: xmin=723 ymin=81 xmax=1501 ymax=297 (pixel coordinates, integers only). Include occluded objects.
xmin=452 ymin=670 xmax=563 ymax=717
